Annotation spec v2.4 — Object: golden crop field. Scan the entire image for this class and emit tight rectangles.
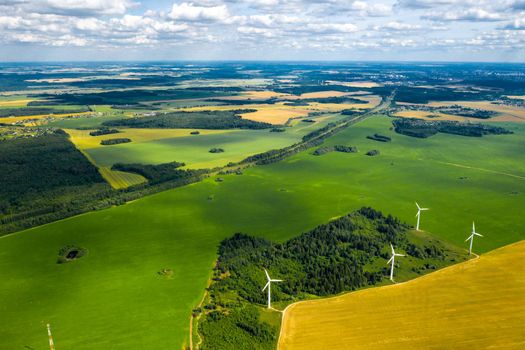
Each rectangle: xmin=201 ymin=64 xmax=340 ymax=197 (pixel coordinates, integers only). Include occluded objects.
xmin=0 ymin=98 xmax=36 ymax=107
xmin=411 ymin=101 xmax=525 ymax=122
xmin=393 ymin=110 xmax=474 ymax=122
xmin=65 ymin=128 xmax=231 ymax=149
xmin=184 ymin=97 xmax=380 ymax=125
xmin=98 ymin=167 xmax=147 ymax=189
xmin=279 ymin=240 xmax=525 ymax=350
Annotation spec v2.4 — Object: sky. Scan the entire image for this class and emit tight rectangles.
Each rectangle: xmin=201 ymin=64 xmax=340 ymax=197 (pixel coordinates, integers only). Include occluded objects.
xmin=0 ymin=0 xmax=524 ymax=62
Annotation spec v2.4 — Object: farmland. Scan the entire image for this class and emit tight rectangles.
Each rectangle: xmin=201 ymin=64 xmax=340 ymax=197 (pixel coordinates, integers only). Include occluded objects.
xmin=1 ymin=114 xmax=523 ymax=349
xmin=278 ymin=240 xmax=525 ymax=350
xmin=69 ymin=113 xmax=346 ymax=171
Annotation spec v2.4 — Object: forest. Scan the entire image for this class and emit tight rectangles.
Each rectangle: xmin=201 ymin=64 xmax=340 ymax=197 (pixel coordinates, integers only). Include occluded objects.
xmin=103 ymin=110 xmax=272 ymax=130
xmin=112 ymin=161 xmax=205 ymax=184
xmin=198 ymin=207 xmax=465 ymax=349
xmin=392 ymin=118 xmax=513 ymax=138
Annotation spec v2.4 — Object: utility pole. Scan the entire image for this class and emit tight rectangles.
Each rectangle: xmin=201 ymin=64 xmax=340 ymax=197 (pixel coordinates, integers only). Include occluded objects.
xmin=47 ymin=324 xmax=55 ymax=350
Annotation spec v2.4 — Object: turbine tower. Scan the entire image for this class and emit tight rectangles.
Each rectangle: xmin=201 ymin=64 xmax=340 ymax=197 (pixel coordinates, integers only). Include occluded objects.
xmin=387 ymin=244 xmax=405 ymax=282
xmin=465 ymin=221 xmax=483 ymax=255
xmin=262 ymin=269 xmax=282 ymax=309
xmin=415 ymin=202 xmax=429 ymax=231
xmin=47 ymin=323 xmax=55 ymax=350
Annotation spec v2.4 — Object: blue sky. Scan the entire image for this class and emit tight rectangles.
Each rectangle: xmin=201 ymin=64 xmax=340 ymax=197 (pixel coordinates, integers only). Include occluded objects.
xmin=0 ymin=0 xmax=524 ymax=62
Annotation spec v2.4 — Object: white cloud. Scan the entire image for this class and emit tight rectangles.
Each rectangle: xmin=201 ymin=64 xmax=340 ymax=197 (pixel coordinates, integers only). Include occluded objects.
xmin=168 ymin=2 xmax=232 ymax=23
xmin=423 ymin=8 xmax=506 ymax=21
xmin=40 ymin=0 xmax=136 ymax=16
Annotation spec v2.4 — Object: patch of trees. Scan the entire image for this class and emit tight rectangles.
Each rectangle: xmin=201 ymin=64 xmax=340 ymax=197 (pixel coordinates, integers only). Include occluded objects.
xmin=89 ymin=128 xmax=120 ymax=136
xmin=100 ymin=138 xmax=131 ymax=145
xmin=190 ymin=131 xmax=200 ymax=135
xmin=111 ymin=161 xmax=203 ymax=184
xmin=393 ymin=86 xmax=492 ymax=104
xmin=366 ymin=150 xmax=380 ymax=156
xmin=0 ymin=106 xmax=91 ymax=118
xmin=367 ymin=133 xmax=391 ymax=142
xmin=209 ymin=148 xmax=225 ymax=153
xmin=199 ymin=305 xmax=277 ymax=350
xmin=35 ymin=89 xmax=234 ymax=106
xmin=270 ymin=128 xmax=285 ymax=132
xmin=301 ymin=119 xmax=316 ymax=123
xmin=392 ymin=118 xmax=513 ymax=138
xmin=199 ymin=208 xmax=458 ymax=349
xmin=313 ymin=145 xmax=358 ymax=156
xmin=57 ymin=245 xmax=87 ymax=264
xmin=103 ymin=110 xmax=273 ymax=130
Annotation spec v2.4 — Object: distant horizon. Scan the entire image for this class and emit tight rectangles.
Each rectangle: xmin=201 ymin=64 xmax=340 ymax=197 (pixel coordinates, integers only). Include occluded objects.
xmin=1 ymin=1 xmax=524 ymax=63
xmin=1 ymin=60 xmax=525 ymax=64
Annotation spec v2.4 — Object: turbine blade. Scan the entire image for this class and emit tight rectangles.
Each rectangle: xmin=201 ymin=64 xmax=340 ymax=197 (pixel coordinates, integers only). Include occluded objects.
xmin=262 ymin=282 xmax=270 ymax=291
xmin=264 ymin=269 xmax=270 ymax=281
xmin=475 ymin=233 xmax=483 ymax=237
xmin=387 ymin=256 xmax=394 ymax=264
xmin=422 ymin=208 xmax=429 ymax=211
xmin=465 ymin=234 xmax=473 ymax=242
xmin=271 ymin=279 xmax=283 ymax=282
xmin=416 ymin=202 xmax=420 ymax=210
xmin=390 ymin=243 xmax=394 ymax=254
xmin=472 ymin=221 xmax=476 ymax=232
xmin=396 ymin=254 xmax=405 ymax=257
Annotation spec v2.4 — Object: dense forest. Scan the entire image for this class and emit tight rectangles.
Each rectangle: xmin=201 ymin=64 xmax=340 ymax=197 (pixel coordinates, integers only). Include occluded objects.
xmin=0 ymin=130 xmax=110 ymax=230
xmin=0 ymin=106 xmax=91 ymax=117
xmin=392 ymin=118 xmax=513 ymax=138
xmin=198 ymin=208 xmax=467 ymax=349
xmin=112 ymin=162 xmax=205 ymax=184
xmin=103 ymin=110 xmax=273 ymax=130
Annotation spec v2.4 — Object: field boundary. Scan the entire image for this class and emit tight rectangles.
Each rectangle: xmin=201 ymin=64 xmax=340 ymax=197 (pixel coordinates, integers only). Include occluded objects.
xmin=277 ymin=248 xmax=484 ymax=349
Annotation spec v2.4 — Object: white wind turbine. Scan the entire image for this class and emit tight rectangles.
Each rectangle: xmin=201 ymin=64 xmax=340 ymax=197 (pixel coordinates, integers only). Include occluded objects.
xmin=466 ymin=221 xmax=483 ymax=255
xmin=415 ymin=202 xmax=429 ymax=231
xmin=387 ymin=243 xmax=405 ymax=282
xmin=262 ymin=269 xmax=282 ymax=309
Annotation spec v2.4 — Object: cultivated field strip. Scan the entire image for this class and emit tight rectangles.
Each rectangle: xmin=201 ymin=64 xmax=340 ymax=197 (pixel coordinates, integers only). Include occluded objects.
xmin=279 ymin=241 xmax=525 ymax=350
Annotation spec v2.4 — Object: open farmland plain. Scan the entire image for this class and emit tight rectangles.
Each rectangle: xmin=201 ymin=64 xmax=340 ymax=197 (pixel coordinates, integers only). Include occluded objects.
xmin=1 ymin=115 xmax=524 ymax=349
xmin=279 ymin=240 xmax=525 ymax=350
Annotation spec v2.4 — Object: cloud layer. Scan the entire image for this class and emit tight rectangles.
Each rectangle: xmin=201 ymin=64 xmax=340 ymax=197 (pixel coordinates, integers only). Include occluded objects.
xmin=0 ymin=0 xmax=524 ymax=61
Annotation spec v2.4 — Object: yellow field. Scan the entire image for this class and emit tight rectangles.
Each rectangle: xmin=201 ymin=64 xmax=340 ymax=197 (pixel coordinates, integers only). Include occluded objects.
xmin=428 ymin=101 xmax=525 ymax=122
xmin=216 ymin=90 xmax=374 ymax=101
xmin=65 ymin=128 xmax=231 ymax=149
xmin=393 ymin=110 xmax=476 ymax=122
xmin=98 ymin=167 xmax=147 ymax=189
xmin=0 ymin=98 xmax=36 ymax=107
xmin=279 ymin=241 xmax=525 ymax=350
xmin=0 ymin=112 xmax=92 ymax=125
xmin=184 ymin=97 xmax=380 ymax=125
xmin=396 ymin=100 xmax=525 ymax=122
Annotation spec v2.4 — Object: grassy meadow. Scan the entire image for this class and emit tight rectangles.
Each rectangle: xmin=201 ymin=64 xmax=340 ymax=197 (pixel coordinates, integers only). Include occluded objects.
xmin=0 ymin=116 xmax=523 ymax=349
xmin=279 ymin=240 xmax=525 ymax=349
xmin=76 ymin=113 xmax=346 ymax=170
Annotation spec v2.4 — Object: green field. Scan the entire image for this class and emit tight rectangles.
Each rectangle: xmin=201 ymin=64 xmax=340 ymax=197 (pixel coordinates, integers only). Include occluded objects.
xmin=1 ymin=116 xmax=523 ymax=349
xmin=83 ymin=114 xmax=346 ymax=169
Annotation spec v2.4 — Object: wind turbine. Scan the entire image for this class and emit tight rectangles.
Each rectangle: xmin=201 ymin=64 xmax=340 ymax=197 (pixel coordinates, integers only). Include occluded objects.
xmin=387 ymin=244 xmax=405 ymax=282
xmin=465 ymin=221 xmax=483 ymax=255
xmin=262 ymin=269 xmax=282 ymax=309
xmin=415 ymin=202 xmax=429 ymax=231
